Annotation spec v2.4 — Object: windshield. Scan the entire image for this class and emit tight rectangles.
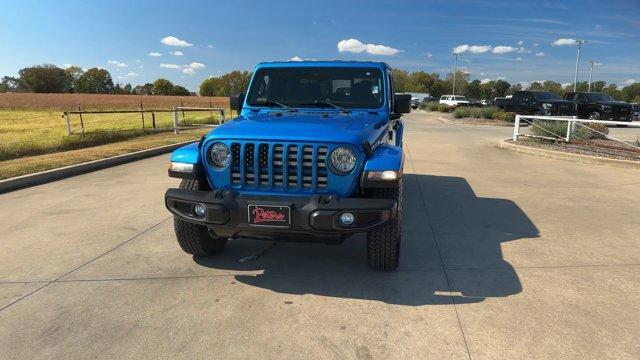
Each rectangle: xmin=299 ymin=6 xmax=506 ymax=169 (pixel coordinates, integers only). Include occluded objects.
xmin=587 ymin=93 xmax=614 ymax=102
xmin=532 ymin=92 xmax=561 ymax=101
xmin=246 ymin=67 xmax=384 ymax=109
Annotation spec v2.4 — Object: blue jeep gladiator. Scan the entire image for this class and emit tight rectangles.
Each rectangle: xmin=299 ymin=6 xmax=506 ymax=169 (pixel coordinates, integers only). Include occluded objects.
xmin=165 ymin=61 xmax=411 ymax=270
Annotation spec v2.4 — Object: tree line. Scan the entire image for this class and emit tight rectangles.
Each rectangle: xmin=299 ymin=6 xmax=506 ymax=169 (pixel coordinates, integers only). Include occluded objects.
xmin=3 ymin=64 xmax=639 ymax=103
xmin=0 ymin=64 xmax=192 ymax=96
xmin=392 ymin=69 xmax=640 ymax=103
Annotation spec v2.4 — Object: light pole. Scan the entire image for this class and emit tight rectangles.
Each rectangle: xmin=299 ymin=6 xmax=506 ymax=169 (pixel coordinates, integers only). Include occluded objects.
xmin=587 ymin=60 xmax=601 ymax=92
xmin=573 ymin=40 xmax=586 ymax=92
xmin=452 ymin=53 xmax=459 ymax=95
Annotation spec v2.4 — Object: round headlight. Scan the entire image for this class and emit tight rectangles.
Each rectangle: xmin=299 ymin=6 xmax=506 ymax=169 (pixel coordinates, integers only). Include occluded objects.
xmin=330 ymin=146 xmax=356 ymax=174
xmin=209 ymin=142 xmax=231 ymax=167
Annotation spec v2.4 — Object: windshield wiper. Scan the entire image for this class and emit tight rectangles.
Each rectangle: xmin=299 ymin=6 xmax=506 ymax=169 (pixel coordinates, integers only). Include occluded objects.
xmin=256 ymin=99 xmax=297 ymax=112
xmin=301 ymin=100 xmax=351 ymax=114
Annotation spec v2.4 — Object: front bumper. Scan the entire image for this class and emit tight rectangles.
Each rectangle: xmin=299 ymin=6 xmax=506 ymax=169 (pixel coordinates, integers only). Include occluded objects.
xmin=602 ymin=109 xmax=633 ymax=122
xmin=165 ymin=189 xmax=397 ymax=239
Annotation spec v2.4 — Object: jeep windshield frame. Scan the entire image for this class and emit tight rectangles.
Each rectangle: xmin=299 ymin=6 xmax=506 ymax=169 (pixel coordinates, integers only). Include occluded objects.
xmin=246 ymin=67 xmax=385 ymax=110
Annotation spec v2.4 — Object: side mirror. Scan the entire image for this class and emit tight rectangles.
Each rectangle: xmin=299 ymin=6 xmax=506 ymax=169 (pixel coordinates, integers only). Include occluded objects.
xmin=230 ymin=93 xmax=245 ymax=112
xmin=394 ymin=93 xmax=412 ymax=114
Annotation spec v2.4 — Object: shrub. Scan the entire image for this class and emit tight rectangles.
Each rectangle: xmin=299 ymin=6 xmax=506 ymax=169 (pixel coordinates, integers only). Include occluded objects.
xmin=453 ymin=107 xmax=470 ymax=118
xmin=481 ymin=107 xmax=500 ymax=119
xmin=437 ymin=104 xmax=452 ymax=112
xmin=530 ymin=121 xmax=609 ymax=140
xmin=424 ymin=102 xmax=440 ymax=111
xmin=493 ymin=111 xmax=516 ymax=122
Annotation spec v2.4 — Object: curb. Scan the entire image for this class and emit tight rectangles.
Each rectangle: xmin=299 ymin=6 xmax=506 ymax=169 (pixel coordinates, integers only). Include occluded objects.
xmin=0 ymin=140 xmax=196 ymax=194
xmin=498 ymin=139 xmax=640 ymax=170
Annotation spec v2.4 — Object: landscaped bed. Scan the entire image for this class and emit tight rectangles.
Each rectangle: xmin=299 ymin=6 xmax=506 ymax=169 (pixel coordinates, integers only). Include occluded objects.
xmin=508 ymin=138 xmax=640 ymax=162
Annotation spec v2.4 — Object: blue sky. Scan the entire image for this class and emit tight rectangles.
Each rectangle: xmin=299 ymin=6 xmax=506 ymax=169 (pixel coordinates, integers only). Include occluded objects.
xmin=1 ymin=0 xmax=639 ymax=91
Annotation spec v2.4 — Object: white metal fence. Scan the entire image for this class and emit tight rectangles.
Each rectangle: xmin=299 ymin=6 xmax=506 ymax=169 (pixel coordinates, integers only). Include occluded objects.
xmin=513 ymin=114 xmax=640 ymax=152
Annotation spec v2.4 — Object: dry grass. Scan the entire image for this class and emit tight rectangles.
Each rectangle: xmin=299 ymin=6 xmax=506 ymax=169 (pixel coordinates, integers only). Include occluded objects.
xmin=0 ymin=93 xmax=228 ymax=110
xmin=0 ymin=108 xmax=226 ymax=161
xmin=0 ymin=129 xmax=208 ymax=180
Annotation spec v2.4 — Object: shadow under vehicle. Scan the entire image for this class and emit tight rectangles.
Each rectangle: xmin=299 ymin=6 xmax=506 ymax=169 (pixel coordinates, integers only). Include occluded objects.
xmin=193 ymin=174 xmax=539 ymax=306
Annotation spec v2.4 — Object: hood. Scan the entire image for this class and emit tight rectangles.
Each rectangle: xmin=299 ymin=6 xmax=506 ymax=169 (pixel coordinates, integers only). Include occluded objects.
xmin=596 ymin=100 xmax=632 ymax=108
xmin=207 ymin=111 xmax=387 ymax=146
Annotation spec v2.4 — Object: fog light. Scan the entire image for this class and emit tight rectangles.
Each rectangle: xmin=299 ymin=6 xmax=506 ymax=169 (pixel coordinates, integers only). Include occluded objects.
xmin=339 ymin=212 xmax=355 ymax=226
xmin=193 ymin=203 xmax=207 ymax=217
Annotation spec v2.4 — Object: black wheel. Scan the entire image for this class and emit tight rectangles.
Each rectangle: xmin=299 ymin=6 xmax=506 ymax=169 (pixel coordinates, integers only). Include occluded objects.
xmin=588 ymin=111 xmax=601 ymax=120
xmin=174 ymin=179 xmax=227 ymax=256
xmin=366 ymin=179 xmax=402 ymax=271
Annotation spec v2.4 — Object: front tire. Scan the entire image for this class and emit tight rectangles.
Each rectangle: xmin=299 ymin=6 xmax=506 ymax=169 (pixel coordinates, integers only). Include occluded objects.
xmin=174 ymin=179 xmax=227 ymax=256
xmin=366 ymin=180 xmax=402 ymax=271
xmin=588 ymin=111 xmax=601 ymax=120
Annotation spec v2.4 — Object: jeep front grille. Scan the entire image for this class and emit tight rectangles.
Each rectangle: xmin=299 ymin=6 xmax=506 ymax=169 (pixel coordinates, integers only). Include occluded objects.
xmin=231 ymin=142 xmax=328 ymax=191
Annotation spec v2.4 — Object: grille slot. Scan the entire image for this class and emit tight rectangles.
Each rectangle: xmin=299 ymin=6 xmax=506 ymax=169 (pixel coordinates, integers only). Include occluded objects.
xmin=229 ymin=142 xmax=328 ymax=191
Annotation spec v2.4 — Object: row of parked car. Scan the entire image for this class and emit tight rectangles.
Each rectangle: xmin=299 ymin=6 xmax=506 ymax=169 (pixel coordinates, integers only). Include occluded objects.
xmin=436 ymin=91 xmax=639 ymax=123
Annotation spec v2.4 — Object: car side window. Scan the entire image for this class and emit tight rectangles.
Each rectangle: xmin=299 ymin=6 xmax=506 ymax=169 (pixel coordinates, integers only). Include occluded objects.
xmin=513 ymin=92 xmax=523 ymax=101
xmin=577 ymin=94 xmax=587 ymax=103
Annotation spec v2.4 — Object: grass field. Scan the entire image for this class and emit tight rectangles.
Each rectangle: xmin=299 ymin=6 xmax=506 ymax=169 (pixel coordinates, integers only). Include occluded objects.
xmin=0 ymin=93 xmax=230 ymax=179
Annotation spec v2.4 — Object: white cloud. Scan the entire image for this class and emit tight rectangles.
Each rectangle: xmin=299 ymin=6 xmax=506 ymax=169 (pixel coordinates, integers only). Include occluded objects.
xmin=426 ymin=52 xmax=433 ymax=58
xmin=517 ymin=40 xmax=524 ymax=46
xmin=186 ymin=62 xmax=205 ymax=69
xmin=337 ymin=38 xmax=402 ymax=55
xmin=497 ymin=77 xmax=507 ymax=80
xmin=480 ymin=78 xmax=492 ymax=84
xmin=160 ymin=63 xmax=182 ymax=69
xmin=518 ymin=81 xmax=530 ymax=88
xmin=182 ymin=68 xmax=195 ymax=74
xmin=535 ymin=52 xmax=545 ymax=57
xmin=290 ymin=56 xmax=304 ymax=61
xmin=561 ymin=82 xmax=572 ymax=88
xmin=625 ymin=79 xmax=637 ymax=85
xmin=469 ymin=45 xmax=492 ymax=54
xmin=533 ymin=43 xmax=539 ymax=47
xmin=61 ymin=64 xmax=74 ymax=69
xmin=516 ymin=57 xmax=524 ymax=61
xmin=517 ymin=47 xmax=531 ymax=54
xmin=452 ymin=44 xmax=469 ymax=54
xmin=170 ymin=51 xmax=184 ymax=56
xmin=161 ymin=36 xmax=193 ymax=47
xmin=135 ymin=59 xmax=141 ymax=63
xmin=492 ymin=46 xmax=517 ymax=54
xmin=207 ymin=44 xmax=215 ymax=48
xmin=553 ymin=38 xmax=578 ymax=46
xmin=148 ymin=52 xmax=162 ymax=57
xmin=124 ymin=71 xmax=140 ymax=77
xmin=107 ymin=60 xmax=128 ymax=67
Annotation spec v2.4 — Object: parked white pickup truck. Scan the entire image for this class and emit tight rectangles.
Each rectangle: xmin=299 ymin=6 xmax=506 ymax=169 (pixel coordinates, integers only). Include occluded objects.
xmin=439 ymin=95 xmax=469 ymax=106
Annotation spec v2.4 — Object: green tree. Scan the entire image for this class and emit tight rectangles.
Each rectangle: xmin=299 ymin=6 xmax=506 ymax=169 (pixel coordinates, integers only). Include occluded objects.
xmin=171 ymin=85 xmax=191 ymax=96
xmin=603 ymin=84 xmax=621 ymax=99
xmin=18 ymin=64 xmax=70 ymax=93
xmin=391 ymin=69 xmax=410 ymax=93
xmin=445 ymin=71 xmax=470 ymax=96
xmin=64 ymin=66 xmax=84 ymax=92
xmin=529 ymin=81 xmax=562 ymax=95
xmin=152 ymin=78 xmax=175 ymax=95
xmin=621 ymin=83 xmax=640 ymax=102
xmin=508 ymin=83 xmax=523 ymax=95
xmin=493 ymin=79 xmax=511 ymax=97
xmin=0 ymin=76 xmax=27 ymax=92
xmin=133 ymin=83 xmax=154 ymax=95
xmin=75 ymin=68 xmax=114 ymax=94
xmin=466 ymin=79 xmax=481 ymax=99
xmin=199 ymin=71 xmax=252 ymax=96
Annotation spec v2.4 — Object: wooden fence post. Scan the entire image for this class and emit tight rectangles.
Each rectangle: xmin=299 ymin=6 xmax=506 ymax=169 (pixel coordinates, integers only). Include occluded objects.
xmin=173 ymin=107 xmax=179 ymax=135
xmin=78 ymin=106 xmax=85 ymax=137
xmin=140 ymin=100 xmax=145 ymax=129
xmin=180 ymin=100 xmax=185 ymax=122
xmin=64 ymin=112 xmax=72 ymax=135
xmin=152 ymin=112 xmax=156 ymax=129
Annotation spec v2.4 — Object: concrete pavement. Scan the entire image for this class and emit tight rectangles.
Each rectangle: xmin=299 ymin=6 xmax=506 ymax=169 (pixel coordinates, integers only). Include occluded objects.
xmin=0 ymin=110 xmax=638 ymax=359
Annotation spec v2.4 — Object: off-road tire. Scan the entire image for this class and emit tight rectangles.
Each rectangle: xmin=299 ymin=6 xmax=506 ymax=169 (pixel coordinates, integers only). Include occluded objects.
xmin=174 ymin=179 xmax=227 ymax=256
xmin=366 ymin=179 xmax=402 ymax=271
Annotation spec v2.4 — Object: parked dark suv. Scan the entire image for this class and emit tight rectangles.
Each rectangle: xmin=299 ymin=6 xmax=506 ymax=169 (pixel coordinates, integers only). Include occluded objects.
xmin=563 ymin=92 xmax=634 ymax=123
xmin=504 ymin=91 xmax=575 ymax=116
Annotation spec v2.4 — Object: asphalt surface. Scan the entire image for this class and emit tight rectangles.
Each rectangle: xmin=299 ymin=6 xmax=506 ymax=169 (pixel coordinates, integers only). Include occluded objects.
xmin=1 ymin=110 xmax=639 ymax=359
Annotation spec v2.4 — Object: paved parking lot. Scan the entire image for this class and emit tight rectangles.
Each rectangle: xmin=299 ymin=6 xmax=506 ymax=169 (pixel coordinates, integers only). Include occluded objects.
xmin=1 ymin=111 xmax=639 ymax=359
